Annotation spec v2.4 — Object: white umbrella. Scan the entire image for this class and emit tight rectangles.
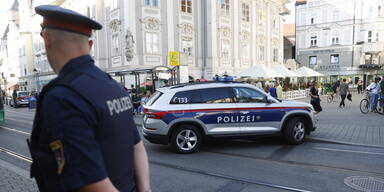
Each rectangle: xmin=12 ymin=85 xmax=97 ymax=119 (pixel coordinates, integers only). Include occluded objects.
xmin=295 ymin=66 xmax=324 ymax=77
xmin=271 ymin=65 xmax=299 ymax=77
xmin=238 ymin=65 xmax=285 ymax=78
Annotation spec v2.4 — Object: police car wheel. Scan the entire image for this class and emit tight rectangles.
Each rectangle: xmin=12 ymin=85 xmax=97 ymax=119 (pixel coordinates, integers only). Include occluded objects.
xmin=171 ymin=125 xmax=202 ymax=154
xmin=284 ymin=117 xmax=306 ymax=145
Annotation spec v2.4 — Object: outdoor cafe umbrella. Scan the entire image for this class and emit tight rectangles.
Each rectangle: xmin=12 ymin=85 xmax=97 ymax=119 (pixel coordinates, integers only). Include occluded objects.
xmin=295 ymin=66 xmax=324 ymax=77
xmin=237 ymin=65 xmax=284 ymax=78
xmin=271 ymin=64 xmax=299 ymax=77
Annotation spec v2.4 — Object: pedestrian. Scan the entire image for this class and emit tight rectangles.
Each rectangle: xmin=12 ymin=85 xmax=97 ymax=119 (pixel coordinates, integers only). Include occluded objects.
xmin=366 ymin=77 xmax=381 ymax=112
xmin=28 ymin=5 xmax=150 ymax=192
xmin=269 ymin=84 xmax=277 ymax=98
xmin=256 ymin=80 xmax=263 ymax=90
xmin=276 ymin=82 xmax=283 ymax=99
xmin=339 ymin=79 xmax=350 ymax=108
xmin=309 ymin=80 xmax=322 ymax=114
xmin=380 ymin=76 xmax=384 ymax=107
xmin=331 ymin=80 xmax=340 ymax=98
xmin=357 ymin=79 xmax=363 ymax=94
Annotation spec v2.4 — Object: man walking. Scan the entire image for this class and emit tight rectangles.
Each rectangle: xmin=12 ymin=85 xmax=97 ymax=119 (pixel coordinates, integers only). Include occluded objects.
xmin=339 ymin=79 xmax=350 ymax=108
xmin=28 ymin=5 xmax=150 ymax=192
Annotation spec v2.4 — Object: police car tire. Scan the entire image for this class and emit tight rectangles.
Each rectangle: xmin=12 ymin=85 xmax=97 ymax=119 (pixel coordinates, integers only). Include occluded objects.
xmin=284 ymin=117 xmax=306 ymax=145
xmin=171 ymin=125 xmax=202 ymax=154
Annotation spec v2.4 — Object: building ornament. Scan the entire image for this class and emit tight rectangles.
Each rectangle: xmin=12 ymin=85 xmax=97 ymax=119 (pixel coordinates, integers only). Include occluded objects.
xmin=177 ymin=23 xmax=193 ymax=36
xmin=125 ymin=29 xmax=135 ymax=62
xmin=219 ymin=26 xmax=231 ymax=38
xmin=240 ymin=31 xmax=250 ymax=43
xmin=140 ymin=17 xmax=161 ymax=30
xmin=109 ymin=19 xmax=121 ymax=33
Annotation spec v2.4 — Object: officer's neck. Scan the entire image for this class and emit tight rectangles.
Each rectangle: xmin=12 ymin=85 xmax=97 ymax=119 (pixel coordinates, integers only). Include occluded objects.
xmin=51 ymin=51 xmax=89 ymax=74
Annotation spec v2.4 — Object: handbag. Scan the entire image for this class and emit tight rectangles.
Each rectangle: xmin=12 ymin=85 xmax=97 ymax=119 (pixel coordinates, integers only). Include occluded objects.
xmin=347 ymin=93 xmax=352 ymax=101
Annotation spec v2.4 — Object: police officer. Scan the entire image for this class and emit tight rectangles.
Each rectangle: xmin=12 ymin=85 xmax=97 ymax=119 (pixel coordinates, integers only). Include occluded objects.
xmin=28 ymin=5 xmax=150 ymax=192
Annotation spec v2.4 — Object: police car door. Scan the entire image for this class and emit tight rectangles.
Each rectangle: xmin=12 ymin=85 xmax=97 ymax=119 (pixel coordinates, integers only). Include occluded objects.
xmin=232 ymin=87 xmax=283 ymax=133
xmin=189 ymin=87 xmax=240 ymax=135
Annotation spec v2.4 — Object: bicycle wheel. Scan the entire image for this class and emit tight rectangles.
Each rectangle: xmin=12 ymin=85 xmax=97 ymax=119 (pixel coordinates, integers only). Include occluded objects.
xmin=377 ymin=100 xmax=384 ymax=115
xmin=327 ymin=95 xmax=332 ymax=103
xmin=360 ymin=99 xmax=369 ymax=114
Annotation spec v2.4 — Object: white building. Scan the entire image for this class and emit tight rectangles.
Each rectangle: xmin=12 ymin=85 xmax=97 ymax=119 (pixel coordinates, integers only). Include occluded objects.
xmin=16 ymin=0 xmax=288 ymax=90
xmin=296 ymin=0 xmax=384 ymax=85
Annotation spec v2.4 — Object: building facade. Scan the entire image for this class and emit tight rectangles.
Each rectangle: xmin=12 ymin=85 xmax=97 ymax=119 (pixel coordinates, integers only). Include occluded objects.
xmin=296 ymin=0 xmax=384 ymax=84
xmin=1 ymin=0 xmax=288 ymax=92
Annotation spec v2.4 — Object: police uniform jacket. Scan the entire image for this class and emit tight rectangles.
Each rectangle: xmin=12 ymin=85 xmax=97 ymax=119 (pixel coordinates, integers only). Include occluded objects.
xmin=29 ymin=55 xmax=141 ymax=192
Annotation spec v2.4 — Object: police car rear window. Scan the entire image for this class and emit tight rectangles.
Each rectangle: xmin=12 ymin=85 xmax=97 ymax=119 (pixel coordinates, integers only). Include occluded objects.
xmin=146 ymin=91 xmax=163 ymax=106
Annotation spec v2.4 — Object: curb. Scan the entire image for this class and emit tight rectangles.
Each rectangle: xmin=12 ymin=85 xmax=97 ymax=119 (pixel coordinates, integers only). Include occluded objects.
xmin=306 ymin=137 xmax=384 ymax=149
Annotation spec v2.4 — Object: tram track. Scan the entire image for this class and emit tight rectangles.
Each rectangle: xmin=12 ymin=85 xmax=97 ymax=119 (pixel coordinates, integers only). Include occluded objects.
xmin=0 ymin=144 xmax=312 ymax=192
xmin=203 ymin=148 xmax=384 ymax=176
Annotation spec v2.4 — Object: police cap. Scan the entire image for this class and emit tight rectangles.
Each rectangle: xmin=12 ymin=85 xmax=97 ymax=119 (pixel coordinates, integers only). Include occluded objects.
xmin=35 ymin=5 xmax=102 ymax=37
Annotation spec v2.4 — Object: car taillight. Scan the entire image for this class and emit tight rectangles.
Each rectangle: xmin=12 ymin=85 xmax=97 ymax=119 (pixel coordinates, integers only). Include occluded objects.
xmin=145 ymin=111 xmax=166 ymax=119
xmin=143 ymin=107 xmax=148 ymax=113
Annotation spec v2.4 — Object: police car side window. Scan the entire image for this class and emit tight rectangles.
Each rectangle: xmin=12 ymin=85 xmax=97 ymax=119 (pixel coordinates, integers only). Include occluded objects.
xmin=233 ymin=87 xmax=266 ymax=103
xmin=170 ymin=91 xmax=192 ymax=104
xmin=198 ymin=87 xmax=235 ymax=104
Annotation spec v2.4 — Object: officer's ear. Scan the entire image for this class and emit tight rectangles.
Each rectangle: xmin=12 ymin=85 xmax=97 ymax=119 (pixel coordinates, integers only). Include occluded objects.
xmin=42 ymin=30 xmax=52 ymax=49
xmin=88 ymin=40 xmax=93 ymax=50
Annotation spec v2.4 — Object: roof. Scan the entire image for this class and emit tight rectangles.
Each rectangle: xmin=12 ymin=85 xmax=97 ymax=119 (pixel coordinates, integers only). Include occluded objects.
xmin=284 ymin=24 xmax=295 ymax=37
xmin=10 ymin=0 xmax=19 ymax=11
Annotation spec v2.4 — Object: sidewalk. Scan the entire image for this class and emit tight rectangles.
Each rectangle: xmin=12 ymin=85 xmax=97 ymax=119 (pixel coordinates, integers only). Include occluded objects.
xmin=134 ymin=91 xmax=384 ymax=148
xmin=0 ymin=159 xmax=38 ymax=192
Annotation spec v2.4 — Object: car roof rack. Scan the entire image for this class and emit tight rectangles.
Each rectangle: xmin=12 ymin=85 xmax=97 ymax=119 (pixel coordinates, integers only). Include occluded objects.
xmin=169 ymin=81 xmax=244 ymax=89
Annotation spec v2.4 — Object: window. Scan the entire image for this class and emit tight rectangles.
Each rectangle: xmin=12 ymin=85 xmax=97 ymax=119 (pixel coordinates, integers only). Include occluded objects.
xmin=181 ymin=38 xmax=193 ymax=56
xmin=145 ymin=32 xmax=159 ymax=54
xmin=112 ymin=34 xmax=119 ymax=56
xmin=221 ymin=39 xmax=230 ymax=58
xmin=196 ymin=88 xmax=236 ymax=104
xmin=310 ymin=36 xmax=317 ymax=47
xmin=111 ymin=0 xmax=118 ymax=10
xmin=376 ymin=33 xmax=380 ymax=42
xmin=330 ymin=54 xmax=339 ymax=64
xmin=368 ymin=31 xmax=372 ymax=43
xmin=332 ymin=10 xmax=339 ymax=21
xmin=144 ymin=0 xmax=158 ymax=7
xmin=259 ymin=46 xmax=264 ymax=60
xmin=241 ymin=43 xmax=250 ymax=59
xmin=221 ymin=0 xmax=230 ymax=15
xmin=273 ymin=48 xmax=278 ymax=62
xmin=242 ymin=3 xmax=250 ymax=22
xmin=332 ymin=37 xmax=339 ymax=45
xmin=310 ymin=17 xmax=314 ymax=24
xmin=378 ymin=6 xmax=382 ymax=17
xmin=369 ymin=6 xmax=373 ymax=17
xmin=181 ymin=0 xmax=192 ymax=13
xmin=233 ymin=87 xmax=267 ymax=103
xmin=309 ymin=56 xmax=317 ymax=65
xmin=170 ymin=91 xmax=192 ymax=104
xmin=259 ymin=10 xmax=265 ymax=25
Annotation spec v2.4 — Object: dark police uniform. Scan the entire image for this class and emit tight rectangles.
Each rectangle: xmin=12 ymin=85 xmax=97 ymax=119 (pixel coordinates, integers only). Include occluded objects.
xmin=28 ymin=5 xmax=141 ymax=192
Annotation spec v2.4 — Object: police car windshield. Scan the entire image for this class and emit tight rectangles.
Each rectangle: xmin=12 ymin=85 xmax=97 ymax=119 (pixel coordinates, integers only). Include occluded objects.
xmin=146 ymin=91 xmax=163 ymax=106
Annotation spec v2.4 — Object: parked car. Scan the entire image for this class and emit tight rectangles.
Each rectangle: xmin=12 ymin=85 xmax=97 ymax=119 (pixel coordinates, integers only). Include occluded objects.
xmin=142 ymin=81 xmax=317 ymax=153
xmin=10 ymin=91 xmax=31 ymax=108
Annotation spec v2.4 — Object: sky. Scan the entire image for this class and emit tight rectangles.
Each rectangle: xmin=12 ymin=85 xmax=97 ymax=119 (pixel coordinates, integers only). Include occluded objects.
xmin=0 ymin=0 xmax=14 ymax=36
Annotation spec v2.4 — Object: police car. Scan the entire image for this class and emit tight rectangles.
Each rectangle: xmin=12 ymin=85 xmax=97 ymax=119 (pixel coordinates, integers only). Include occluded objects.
xmin=142 ymin=81 xmax=317 ymax=153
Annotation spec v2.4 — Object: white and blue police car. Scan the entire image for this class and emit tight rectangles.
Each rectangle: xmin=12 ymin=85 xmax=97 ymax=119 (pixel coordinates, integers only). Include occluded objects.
xmin=142 ymin=81 xmax=317 ymax=153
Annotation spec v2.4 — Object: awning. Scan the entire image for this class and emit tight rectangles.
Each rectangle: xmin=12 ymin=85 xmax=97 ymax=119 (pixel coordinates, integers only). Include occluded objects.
xmin=271 ymin=65 xmax=299 ymax=77
xmin=238 ymin=65 xmax=285 ymax=78
xmin=6 ymin=82 xmax=18 ymax=89
xmin=295 ymin=67 xmax=324 ymax=77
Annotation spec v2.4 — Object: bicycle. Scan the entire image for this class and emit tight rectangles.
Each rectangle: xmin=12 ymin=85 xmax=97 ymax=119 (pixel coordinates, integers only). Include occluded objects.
xmin=360 ymin=91 xmax=384 ymax=114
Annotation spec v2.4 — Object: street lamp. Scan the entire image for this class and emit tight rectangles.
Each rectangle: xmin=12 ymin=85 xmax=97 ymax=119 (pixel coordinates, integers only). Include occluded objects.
xmin=33 ymin=68 xmax=40 ymax=94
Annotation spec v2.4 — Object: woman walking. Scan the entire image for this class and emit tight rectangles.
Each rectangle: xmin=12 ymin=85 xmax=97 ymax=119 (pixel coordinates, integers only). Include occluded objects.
xmin=309 ymin=80 xmax=322 ymax=114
